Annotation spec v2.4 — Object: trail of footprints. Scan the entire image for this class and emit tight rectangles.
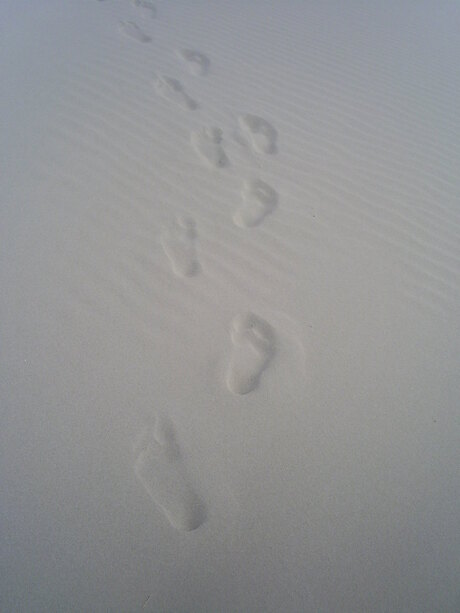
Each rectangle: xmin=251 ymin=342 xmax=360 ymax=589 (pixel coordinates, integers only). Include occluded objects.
xmin=100 ymin=0 xmax=283 ymax=531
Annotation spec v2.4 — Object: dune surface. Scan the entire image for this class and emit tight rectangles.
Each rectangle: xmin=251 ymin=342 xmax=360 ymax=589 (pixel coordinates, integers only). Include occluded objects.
xmin=1 ymin=1 xmax=459 ymax=611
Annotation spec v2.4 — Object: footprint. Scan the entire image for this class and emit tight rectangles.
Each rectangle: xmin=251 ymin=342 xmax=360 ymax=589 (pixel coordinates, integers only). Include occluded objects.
xmin=154 ymin=75 xmax=197 ymax=111
xmin=237 ymin=114 xmax=277 ymax=155
xmin=131 ymin=0 xmax=156 ymax=18
xmin=177 ymin=49 xmax=210 ymax=76
xmin=134 ymin=419 xmax=205 ymax=531
xmin=119 ymin=21 xmax=151 ymax=43
xmin=191 ymin=127 xmax=228 ymax=169
xmin=233 ymin=179 xmax=278 ymax=228
xmin=160 ymin=216 xmax=200 ymax=278
xmin=226 ymin=313 xmax=275 ymax=394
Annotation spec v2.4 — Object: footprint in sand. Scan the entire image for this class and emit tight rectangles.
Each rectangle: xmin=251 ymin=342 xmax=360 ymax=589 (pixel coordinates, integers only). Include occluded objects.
xmin=237 ymin=114 xmax=278 ymax=155
xmin=119 ymin=21 xmax=151 ymax=43
xmin=135 ymin=419 xmax=205 ymax=531
xmin=191 ymin=127 xmax=228 ymax=169
xmin=177 ymin=49 xmax=210 ymax=76
xmin=161 ymin=216 xmax=200 ymax=278
xmin=131 ymin=0 xmax=156 ymax=18
xmin=233 ymin=179 xmax=278 ymax=228
xmin=154 ymin=75 xmax=198 ymax=110
xmin=226 ymin=313 xmax=275 ymax=394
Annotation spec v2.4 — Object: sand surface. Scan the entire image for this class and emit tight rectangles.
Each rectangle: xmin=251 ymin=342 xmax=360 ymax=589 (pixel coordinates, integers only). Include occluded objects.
xmin=1 ymin=1 xmax=459 ymax=611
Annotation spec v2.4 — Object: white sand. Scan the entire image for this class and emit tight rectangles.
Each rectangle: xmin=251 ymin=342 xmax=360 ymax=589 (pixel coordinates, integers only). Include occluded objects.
xmin=1 ymin=1 xmax=459 ymax=611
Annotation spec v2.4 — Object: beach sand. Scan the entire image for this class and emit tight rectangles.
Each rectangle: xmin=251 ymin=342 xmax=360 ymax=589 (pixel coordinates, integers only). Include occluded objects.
xmin=1 ymin=1 xmax=459 ymax=611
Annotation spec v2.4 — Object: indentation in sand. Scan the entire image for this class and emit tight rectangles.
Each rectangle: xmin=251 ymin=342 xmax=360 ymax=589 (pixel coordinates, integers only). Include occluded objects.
xmin=160 ymin=216 xmax=200 ymax=278
xmin=238 ymin=114 xmax=277 ymax=154
xmin=131 ymin=0 xmax=156 ymax=18
xmin=233 ymin=178 xmax=278 ymax=228
xmin=135 ymin=419 xmax=205 ymax=532
xmin=119 ymin=21 xmax=151 ymax=43
xmin=177 ymin=49 xmax=210 ymax=76
xmin=226 ymin=312 xmax=275 ymax=394
xmin=191 ymin=127 xmax=228 ymax=169
xmin=154 ymin=75 xmax=198 ymax=110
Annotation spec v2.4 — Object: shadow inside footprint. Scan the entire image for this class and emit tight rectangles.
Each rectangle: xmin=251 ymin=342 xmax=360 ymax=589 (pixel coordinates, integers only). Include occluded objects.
xmin=134 ymin=419 xmax=206 ymax=531
xmin=226 ymin=312 xmax=275 ymax=394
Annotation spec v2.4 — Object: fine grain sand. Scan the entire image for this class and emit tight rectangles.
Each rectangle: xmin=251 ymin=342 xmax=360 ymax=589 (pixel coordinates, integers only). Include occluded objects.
xmin=1 ymin=1 xmax=459 ymax=611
